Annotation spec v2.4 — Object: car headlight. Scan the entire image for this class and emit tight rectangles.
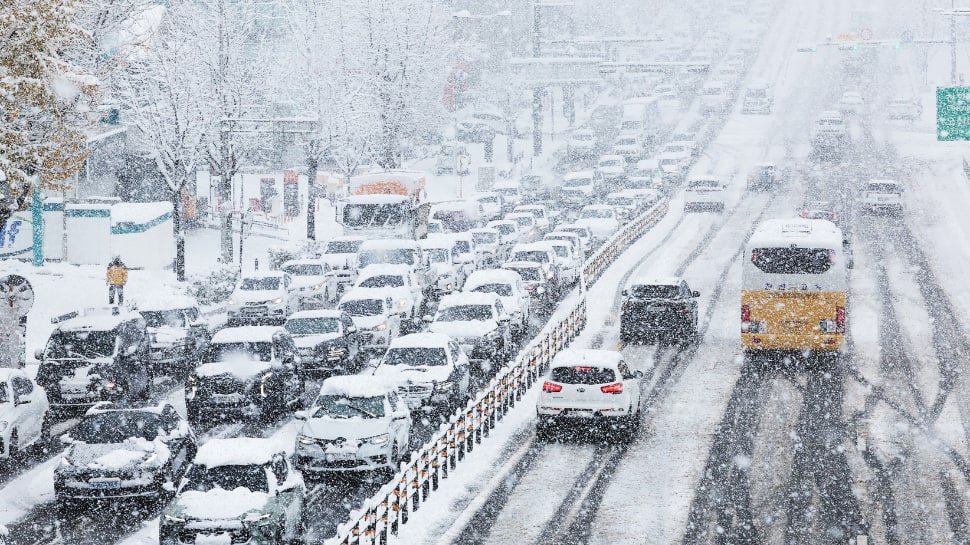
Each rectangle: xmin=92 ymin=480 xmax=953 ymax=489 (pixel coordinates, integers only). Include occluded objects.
xmin=274 ymin=297 xmax=284 ymax=304
xmin=227 ymin=299 xmax=236 ymax=306
xmin=536 ymin=286 xmax=546 ymax=294
xmin=373 ymin=323 xmax=387 ymax=332
xmin=102 ymin=381 xmax=122 ymax=392
xmin=311 ymin=283 xmax=322 ymax=291
xmin=297 ymin=434 xmax=317 ymax=446
xmin=365 ymin=433 xmax=390 ymax=445
xmin=163 ymin=514 xmax=186 ymax=523
xmin=434 ymin=381 xmax=454 ymax=392
xmin=142 ymin=452 xmax=158 ymax=465
xmin=546 ymin=271 xmax=554 ymax=280
xmin=60 ymin=456 xmax=73 ymax=467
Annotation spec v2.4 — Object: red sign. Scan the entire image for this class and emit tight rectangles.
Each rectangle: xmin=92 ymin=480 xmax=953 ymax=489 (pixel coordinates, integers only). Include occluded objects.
xmin=283 ymin=169 xmax=299 ymax=184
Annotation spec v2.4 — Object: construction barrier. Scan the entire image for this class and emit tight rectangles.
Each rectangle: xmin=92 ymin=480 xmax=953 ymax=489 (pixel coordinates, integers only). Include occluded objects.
xmin=328 ymin=197 xmax=669 ymax=545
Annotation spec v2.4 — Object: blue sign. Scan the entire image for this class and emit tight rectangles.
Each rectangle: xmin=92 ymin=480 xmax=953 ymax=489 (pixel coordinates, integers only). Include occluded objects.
xmin=0 ymin=212 xmax=33 ymax=258
xmin=901 ymin=30 xmax=914 ymax=43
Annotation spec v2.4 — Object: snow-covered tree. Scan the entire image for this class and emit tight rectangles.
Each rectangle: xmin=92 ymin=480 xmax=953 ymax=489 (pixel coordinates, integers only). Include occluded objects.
xmin=0 ymin=0 xmax=97 ymax=231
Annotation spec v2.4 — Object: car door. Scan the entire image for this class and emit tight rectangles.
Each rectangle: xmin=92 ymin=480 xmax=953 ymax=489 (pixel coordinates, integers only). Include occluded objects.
xmin=10 ymin=373 xmax=44 ymax=445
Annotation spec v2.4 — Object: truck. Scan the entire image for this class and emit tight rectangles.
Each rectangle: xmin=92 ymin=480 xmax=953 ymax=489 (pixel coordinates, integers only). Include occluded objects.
xmin=338 ymin=170 xmax=431 ymax=239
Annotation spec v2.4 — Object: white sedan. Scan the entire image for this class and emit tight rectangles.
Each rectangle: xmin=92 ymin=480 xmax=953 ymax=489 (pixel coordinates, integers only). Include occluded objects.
xmin=0 ymin=369 xmax=50 ymax=462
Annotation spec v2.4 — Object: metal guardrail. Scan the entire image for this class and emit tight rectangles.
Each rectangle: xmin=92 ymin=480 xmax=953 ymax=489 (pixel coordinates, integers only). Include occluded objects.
xmin=328 ymin=196 xmax=670 ymax=545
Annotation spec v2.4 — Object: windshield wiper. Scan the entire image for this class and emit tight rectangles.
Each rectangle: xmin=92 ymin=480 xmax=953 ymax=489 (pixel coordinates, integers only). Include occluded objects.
xmin=345 ymin=403 xmax=377 ymax=418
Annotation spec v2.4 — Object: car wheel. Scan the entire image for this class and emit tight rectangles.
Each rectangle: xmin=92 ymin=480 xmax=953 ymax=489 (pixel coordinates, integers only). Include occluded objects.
xmin=536 ymin=419 xmax=554 ymax=442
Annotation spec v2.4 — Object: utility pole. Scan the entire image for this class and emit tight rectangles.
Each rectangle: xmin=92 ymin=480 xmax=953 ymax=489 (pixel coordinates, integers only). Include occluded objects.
xmin=532 ymin=2 xmax=543 ymax=157
xmin=953 ymin=0 xmax=958 ymax=84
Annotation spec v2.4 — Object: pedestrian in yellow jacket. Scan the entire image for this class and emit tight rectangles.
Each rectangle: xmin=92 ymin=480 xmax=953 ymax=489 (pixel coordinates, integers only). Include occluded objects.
xmin=106 ymin=255 xmax=129 ymax=305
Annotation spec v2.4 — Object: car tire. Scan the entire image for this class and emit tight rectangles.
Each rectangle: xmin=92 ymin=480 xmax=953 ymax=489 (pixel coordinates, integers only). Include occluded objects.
xmin=536 ymin=420 xmax=554 ymax=442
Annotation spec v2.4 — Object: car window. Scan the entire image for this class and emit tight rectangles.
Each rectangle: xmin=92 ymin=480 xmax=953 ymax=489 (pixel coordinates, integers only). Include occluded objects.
xmin=11 ymin=376 xmax=33 ymax=400
xmin=240 ymin=277 xmax=281 ymax=291
xmin=183 ymin=464 xmax=270 ymax=494
xmin=312 ymin=394 xmax=386 ymax=419
xmin=550 ymin=365 xmax=617 ymax=384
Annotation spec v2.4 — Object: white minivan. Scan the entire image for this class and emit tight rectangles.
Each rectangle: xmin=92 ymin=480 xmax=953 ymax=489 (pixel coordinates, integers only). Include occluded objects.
xmin=684 ymin=174 xmax=726 ymax=212
xmin=859 ymin=179 xmax=903 ymax=215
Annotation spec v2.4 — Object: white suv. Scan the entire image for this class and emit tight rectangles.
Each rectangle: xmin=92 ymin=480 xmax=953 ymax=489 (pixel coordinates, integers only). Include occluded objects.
xmin=537 ymin=349 xmax=643 ymax=440
xmin=859 ymin=179 xmax=903 ymax=215
xmin=226 ymin=272 xmax=298 ymax=325
xmin=684 ymin=174 xmax=726 ymax=212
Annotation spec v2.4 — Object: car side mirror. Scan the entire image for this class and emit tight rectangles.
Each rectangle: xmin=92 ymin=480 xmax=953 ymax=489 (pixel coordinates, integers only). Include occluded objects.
xmin=294 ymin=410 xmax=308 ymax=421
xmin=34 ymin=348 xmax=44 ymax=361
xmin=422 ymin=315 xmax=434 ymax=323
xmin=621 ymin=289 xmax=628 ymax=296
xmin=59 ymin=433 xmax=74 ymax=445
xmin=635 ymin=370 xmax=644 ymax=379
xmin=347 ymin=326 xmax=357 ymax=334
xmin=691 ymin=290 xmax=700 ymax=297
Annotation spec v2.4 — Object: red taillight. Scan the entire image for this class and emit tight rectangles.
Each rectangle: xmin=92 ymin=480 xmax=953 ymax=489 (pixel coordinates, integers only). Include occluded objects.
xmin=831 ymin=212 xmax=838 ymax=220
xmin=600 ymin=382 xmax=624 ymax=394
xmin=741 ymin=304 xmax=751 ymax=323
xmin=836 ymin=305 xmax=845 ymax=334
xmin=574 ymin=366 xmax=593 ymax=371
xmin=799 ymin=210 xmax=808 ymax=218
xmin=750 ymin=249 xmax=758 ymax=263
xmin=542 ymin=382 xmax=562 ymax=393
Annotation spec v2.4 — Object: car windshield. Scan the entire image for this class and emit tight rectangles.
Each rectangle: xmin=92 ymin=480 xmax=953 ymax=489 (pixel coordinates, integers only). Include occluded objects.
xmin=437 ymin=305 xmax=493 ymax=322
xmin=141 ymin=309 xmax=186 ymax=329
xmin=312 ymin=394 xmax=385 ymax=419
xmin=478 ymin=196 xmax=499 ymax=204
xmin=631 ymin=284 xmax=680 ymax=298
xmin=561 ymin=228 xmax=588 ymax=239
xmin=71 ymin=411 xmax=161 ymax=443
xmin=510 ymin=216 xmax=533 ymax=228
xmin=240 ymin=277 xmax=281 ymax=291
xmin=470 ymin=283 xmax=513 ymax=297
xmin=688 ymin=180 xmax=720 ymax=189
xmin=746 ymin=89 xmax=767 ymax=98
xmin=550 ymin=246 xmax=570 ymax=258
xmin=204 ymin=342 xmax=273 ymax=362
xmin=599 ymin=159 xmax=622 ymax=168
xmin=453 ymin=240 xmax=471 ymax=253
xmin=866 ymin=183 xmax=900 ymax=193
xmin=492 ymin=224 xmax=515 ymax=235
xmin=46 ymin=330 xmax=117 ymax=359
xmin=509 ymin=267 xmax=542 ymax=281
xmin=382 ymin=347 xmax=448 ymax=366
xmin=512 ymin=250 xmax=550 ymax=263
xmin=285 ymin=317 xmax=340 ymax=336
xmin=182 ymin=464 xmax=269 ymax=494
xmin=282 ymin=264 xmax=325 ymax=276
xmin=359 ymin=275 xmax=404 ymax=288
xmin=473 ymin=232 xmax=498 ymax=244
xmin=660 ymin=157 xmax=680 ymax=166
xmin=702 ymin=87 xmax=723 ymax=95
xmin=664 ymin=145 xmax=686 ymax=153
xmin=359 ymin=248 xmax=415 ymax=267
xmin=751 ymin=247 xmax=834 ymax=274
xmin=616 ymin=138 xmax=637 ymax=146
xmin=342 ymin=203 xmax=405 ymax=228
xmin=550 ymin=365 xmax=617 ymax=385
xmin=580 ymin=208 xmax=613 ymax=219
xmin=573 ymin=132 xmax=594 ymax=141
xmin=426 ymin=248 xmax=449 ymax=263
xmin=326 ymin=240 xmax=362 ymax=254
xmin=608 ymin=197 xmax=634 ymax=206
xmin=339 ymin=299 xmax=384 ymax=317
xmin=563 ymin=178 xmax=592 ymax=188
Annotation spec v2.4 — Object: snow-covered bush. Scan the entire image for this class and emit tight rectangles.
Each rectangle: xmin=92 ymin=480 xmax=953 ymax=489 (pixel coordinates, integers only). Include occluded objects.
xmin=267 ymin=246 xmax=301 ymax=270
xmin=185 ymin=265 xmax=238 ymax=305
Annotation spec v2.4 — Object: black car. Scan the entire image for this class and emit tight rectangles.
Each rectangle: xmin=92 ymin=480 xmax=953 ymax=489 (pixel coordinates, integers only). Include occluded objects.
xmin=35 ymin=309 xmax=153 ymax=411
xmin=138 ymin=299 xmax=210 ymax=379
xmin=284 ymin=310 xmax=362 ymax=377
xmin=185 ymin=326 xmax=305 ymax=426
xmin=620 ymin=278 xmax=699 ymax=344
xmin=54 ymin=402 xmax=197 ymax=512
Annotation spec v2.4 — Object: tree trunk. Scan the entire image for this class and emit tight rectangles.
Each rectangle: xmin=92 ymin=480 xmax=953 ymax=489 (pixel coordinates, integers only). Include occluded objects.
xmin=219 ymin=131 xmax=234 ymax=263
xmin=305 ymin=155 xmax=318 ymax=240
xmin=173 ymin=181 xmax=186 ymax=282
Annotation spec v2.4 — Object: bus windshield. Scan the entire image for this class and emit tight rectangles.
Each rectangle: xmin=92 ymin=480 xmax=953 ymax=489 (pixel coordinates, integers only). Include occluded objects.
xmin=751 ymin=248 xmax=834 ymax=275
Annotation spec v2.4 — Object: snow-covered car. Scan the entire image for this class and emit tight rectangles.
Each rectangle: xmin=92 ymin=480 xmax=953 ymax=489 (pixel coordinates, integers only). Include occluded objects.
xmin=504 ymin=212 xmax=541 ymax=243
xmin=509 ymin=242 xmax=562 ymax=293
xmin=567 ymin=128 xmax=598 ymax=159
xmin=371 ymin=333 xmax=472 ymax=416
xmin=430 ymin=200 xmax=486 ymax=232
xmin=353 ymin=264 xmax=425 ymax=329
xmin=35 ymin=308 xmax=152 ymax=409
xmin=419 ymin=238 xmax=465 ymax=296
xmin=560 ymin=171 xmax=599 ymax=208
xmin=813 ymin=110 xmax=848 ymax=139
xmin=700 ymin=80 xmax=732 ymax=113
xmin=280 ymin=259 xmax=338 ymax=310
xmin=0 ymin=369 xmax=50 ymax=463
xmin=159 ymin=437 xmax=306 ymax=545
xmin=859 ymin=179 xmax=903 ymax=215
xmin=486 ymin=220 xmax=521 ymax=249
xmin=620 ymin=277 xmax=699 ymax=344
xmin=628 ymin=159 xmax=663 ymax=190
xmin=426 ymin=219 xmax=448 ymax=236
xmin=492 ymin=182 xmax=522 ymax=209
xmin=660 ymin=141 xmax=694 ymax=164
xmin=293 ymin=376 xmax=411 ymax=475
xmin=137 ymin=297 xmax=210 ymax=378
xmin=595 ymin=154 xmax=628 ymax=189
xmin=502 ymin=262 xmax=556 ymax=311
xmin=543 ymin=239 xmax=581 ymax=287
xmin=338 ymin=289 xmax=403 ymax=354
xmin=605 ymin=191 xmax=639 ymax=223
xmin=657 ymin=153 xmax=686 ymax=184
xmin=888 ymin=96 xmax=922 ymax=120
xmin=537 ymin=349 xmax=643 ymax=440
xmin=319 ymin=236 xmax=364 ymax=293
xmin=226 ymin=272 xmax=299 ymax=325
xmin=512 ymin=204 xmax=553 ymax=234
xmin=471 ymin=227 xmax=504 ymax=266
xmin=472 ymin=192 xmax=505 ymax=221
xmin=284 ymin=310 xmax=362 ymax=377
xmin=839 ymin=91 xmax=865 ymax=115
xmin=185 ymin=326 xmax=305 ymax=425
xmin=685 ymin=174 xmax=726 ymax=212
xmin=425 ymin=293 xmax=513 ymax=367
xmin=357 ymin=239 xmax=431 ymax=292
xmin=742 ymin=82 xmax=773 ymax=114
xmin=55 ymin=402 xmax=196 ymax=510
xmin=798 ymin=199 xmax=842 ymax=225
xmin=544 ymin=231 xmax=585 ymax=260
xmin=462 ymin=269 xmax=531 ymax=339
xmin=612 ymin=132 xmax=643 ymax=164
xmin=575 ymin=205 xmax=621 ymax=244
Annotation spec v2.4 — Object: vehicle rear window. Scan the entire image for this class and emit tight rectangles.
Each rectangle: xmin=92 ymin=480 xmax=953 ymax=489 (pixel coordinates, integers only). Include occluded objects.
xmin=551 ymin=366 xmax=616 ymax=384
xmin=240 ymin=277 xmax=280 ymax=290
xmin=326 ymin=240 xmax=362 ymax=254
xmin=751 ymin=247 xmax=833 ymax=274
xmin=630 ymin=284 xmax=679 ymax=298
xmin=865 ymin=183 xmax=900 ymax=193
xmin=512 ymin=251 xmax=550 ymax=263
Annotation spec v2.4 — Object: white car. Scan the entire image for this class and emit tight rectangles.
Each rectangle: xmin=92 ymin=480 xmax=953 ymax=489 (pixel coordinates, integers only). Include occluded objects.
xmin=472 ymin=192 xmax=504 ymax=221
xmin=486 ymin=219 xmax=521 ymax=248
xmin=657 ymin=152 xmax=686 ymax=184
xmin=628 ymin=159 xmax=662 ymax=190
xmin=536 ymin=349 xmax=643 ymax=440
xmin=560 ymin=171 xmax=598 ymax=208
xmin=595 ymin=155 xmax=628 ymax=186
xmin=471 ymin=227 xmax=504 ymax=266
xmin=285 ymin=310 xmax=362 ymax=376
xmin=512 ymin=204 xmax=553 ymax=233
xmin=426 ymin=292 xmax=514 ymax=366
xmin=859 ymin=179 xmax=903 ymax=215
xmin=544 ymin=231 xmax=585 ymax=259
xmin=492 ymin=182 xmax=522 ymax=208
xmin=567 ymin=128 xmax=597 ymax=158
xmin=700 ymin=81 xmax=731 ymax=113
xmin=319 ymin=236 xmax=364 ymax=293
xmin=544 ymin=239 xmax=581 ymax=286
xmin=353 ymin=264 xmax=425 ymax=328
xmin=888 ymin=96 xmax=922 ymax=120
xmin=462 ymin=269 xmax=531 ymax=339
xmin=437 ymin=231 xmax=482 ymax=273
xmin=839 ymin=91 xmax=865 ymax=114
xmin=293 ymin=375 xmax=411 ymax=474
xmin=280 ymin=259 xmax=338 ymax=310
xmin=612 ymin=132 xmax=643 ymax=164
xmin=338 ymin=288 xmax=404 ymax=353
xmin=575 ymin=205 xmax=621 ymax=244
xmin=504 ymin=212 xmax=541 ymax=243
xmin=509 ymin=242 xmax=562 ymax=291
xmin=357 ymin=239 xmax=431 ymax=292
xmin=741 ymin=82 xmax=773 ymax=114
xmin=661 ymin=140 xmax=695 ymax=162
xmin=371 ymin=333 xmax=472 ymax=416
xmin=0 ymin=369 xmax=50 ymax=462
xmin=558 ymin=224 xmax=594 ymax=256
xmin=419 ymin=238 xmax=465 ymax=296
xmin=685 ymin=174 xmax=726 ymax=212
xmin=606 ymin=192 xmax=639 ymax=223
xmin=226 ymin=272 xmax=299 ymax=324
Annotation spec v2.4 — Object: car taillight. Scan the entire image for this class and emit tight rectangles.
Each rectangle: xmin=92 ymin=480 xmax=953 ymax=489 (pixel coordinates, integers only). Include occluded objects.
xmin=750 ymin=249 xmax=759 ymax=264
xmin=836 ymin=305 xmax=845 ymax=334
xmin=741 ymin=304 xmax=751 ymax=323
xmin=542 ymin=382 xmax=563 ymax=393
xmin=600 ymin=382 xmax=624 ymax=394
xmin=799 ymin=210 xmax=808 ymax=218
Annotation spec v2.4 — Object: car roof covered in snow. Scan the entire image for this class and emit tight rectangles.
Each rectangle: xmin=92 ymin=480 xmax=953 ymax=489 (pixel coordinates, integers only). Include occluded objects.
xmin=438 ymin=292 xmax=500 ymax=309
xmin=52 ymin=307 xmax=144 ymax=331
xmin=240 ymin=271 xmax=286 ymax=280
xmin=748 ymin=218 xmax=843 ymax=248
xmin=287 ymin=309 xmax=345 ymax=320
xmin=210 ymin=326 xmax=283 ymax=344
xmin=318 ymin=375 xmax=397 ymax=398
xmin=630 ymin=276 xmax=683 ymax=288
xmin=357 ymin=264 xmax=413 ymax=278
xmin=359 ymin=239 xmax=420 ymax=251
xmin=551 ymin=349 xmax=623 ymax=368
xmin=563 ymin=171 xmax=595 ymax=180
xmin=388 ymin=332 xmax=453 ymax=349
xmin=511 ymin=242 xmax=557 ymax=253
xmin=195 ymin=437 xmax=286 ymax=468
xmin=327 ymin=235 xmax=366 ymax=243
xmin=418 ymin=238 xmax=454 ymax=250
xmin=134 ymin=295 xmax=199 ymax=312
xmin=502 ymin=261 xmax=545 ymax=270
xmin=635 ymin=159 xmax=660 ymax=169
xmin=464 ymin=269 xmax=523 ymax=288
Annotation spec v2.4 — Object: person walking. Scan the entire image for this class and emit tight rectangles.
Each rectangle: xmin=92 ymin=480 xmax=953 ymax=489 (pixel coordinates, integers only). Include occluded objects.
xmin=106 ymin=255 xmax=129 ymax=305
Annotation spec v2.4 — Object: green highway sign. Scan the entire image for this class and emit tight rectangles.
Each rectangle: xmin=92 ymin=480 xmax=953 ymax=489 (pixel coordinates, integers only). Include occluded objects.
xmin=937 ymin=86 xmax=970 ymax=141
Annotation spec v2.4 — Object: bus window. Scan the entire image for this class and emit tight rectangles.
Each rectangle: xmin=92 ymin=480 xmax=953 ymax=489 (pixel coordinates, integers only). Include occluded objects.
xmin=750 ymin=248 xmax=833 ymax=274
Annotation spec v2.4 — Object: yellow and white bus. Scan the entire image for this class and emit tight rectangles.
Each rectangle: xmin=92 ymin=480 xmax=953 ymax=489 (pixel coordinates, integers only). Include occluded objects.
xmin=741 ymin=218 xmax=850 ymax=355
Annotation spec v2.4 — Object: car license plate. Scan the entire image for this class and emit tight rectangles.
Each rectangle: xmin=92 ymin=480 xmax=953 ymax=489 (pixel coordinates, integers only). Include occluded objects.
xmin=212 ymin=393 xmax=244 ymax=404
xmin=326 ymin=453 xmax=356 ymax=462
xmin=88 ymin=480 xmax=120 ymax=490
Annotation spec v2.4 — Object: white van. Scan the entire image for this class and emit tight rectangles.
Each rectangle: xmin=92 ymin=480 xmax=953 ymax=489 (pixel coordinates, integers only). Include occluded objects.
xmin=859 ymin=179 xmax=903 ymax=215
xmin=684 ymin=175 xmax=726 ymax=212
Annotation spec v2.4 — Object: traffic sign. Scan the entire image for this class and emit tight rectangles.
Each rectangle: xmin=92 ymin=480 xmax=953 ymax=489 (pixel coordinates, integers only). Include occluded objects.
xmin=936 ymin=87 xmax=970 ymax=140
xmin=901 ymin=30 xmax=914 ymax=43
